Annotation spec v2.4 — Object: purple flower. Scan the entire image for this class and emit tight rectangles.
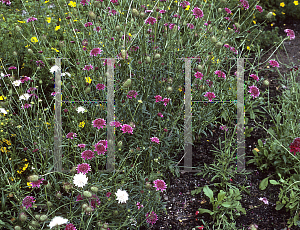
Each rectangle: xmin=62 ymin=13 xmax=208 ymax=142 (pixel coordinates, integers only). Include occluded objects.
xmin=80 ymin=0 xmax=89 ymax=6
xmin=150 ymin=137 xmax=160 ymax=144
xmin=78 ymin=144 xmax=86 ymax=148
xmin=289 ymin=137 xmax=300 ymax=156
xmin=96 ymin=83 xmax=106 ymax=90
xmin=214 ymin=70 xmax=226 ymax=79
xmin=284 ymin=29 xmax=295 ymax=40
xmin=192 ymin=7 xmax=204 ymax=19
xmin=224 ymin=8 xmax=232 ymax=14
xmin=30 ymin=178 xmax=45 ymax=188
xmin=27 ymin=17 xmax=37 ymax=22
xmin=194 ymin=72 xmax=203 ymax=80
xmin=22 ymin=196 xmax=35 ymax=209
xmin=153 ymin=179 xmax=167 ymax=192
xmin=239 ymin=0 xmax=249 ymax=10
xmin=8 ymin=66 xmax=17 ymax=70
xmin=145 ymin=17 xmax=157 ymax=25
xmin=81 ymin=150 xmax=95 ymax=160
xmin=259 ymin=197 xmax=269 ymax=205
xmin=121 ymin=124 xmax=134 ymax=134
xmin=77 ymin=163 xmax=91 ymax=174
xmin=256 ymin=5 xmax=263 ymax=13
xmin=269 ymin=60 xmax=280 ymax=68
xmin=83 ymin=64 xmax=94 ymax=71
xmin=66 ymin=132 xmax=77 ymax=139
xmin=248 ymin=85 xmax=260 ymax=99
xmin=204 ymin=92 xmax=216 ymax=102
xmin=146 ymin=211 xmax=158 ymax=225
xmin=92 ymin=118 xmax=106 ymax=129
xmin=250 ymin=74 xmax=259 ymax=81
xmin=127 ymin=90 xmax=138 ymax=99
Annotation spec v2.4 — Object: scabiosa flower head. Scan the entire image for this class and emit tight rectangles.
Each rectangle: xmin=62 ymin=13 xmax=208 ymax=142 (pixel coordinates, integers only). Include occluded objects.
xmin=66 ymin=132 xmax=77 ymax=139
xmin=146 ymin=211 xmax=158 ymax=225
xmin=214 ymin=70 xmax=226 ymax=79
xmin=81 ymin=150 xmax=95 ymax=160
xmin=239 ymin=0 xmax=249 ymax=10
xmin=65 ymin=223 xmax=77 ymax=230
xmin=220 ymin=125 xmax=228 ymax=132
xmin=106 ymin=192 xmax=112 ymax=197
xmin=153 ymin=179 xmax=167 ymax=192
xmin=155 ymin=95 xmax=162 ymax=102
xmin=250 ymin=74 xmax=259 ymax=81
xmin=76 ymin=194 xmax=83 ymax=201
xmin=224 ymin=8 xmax=232 ymax=14
xmin=27 ymin=17 xmax=38 ymax=22
xmin=84 ymin=22 xmax=93 ymax=27
xmin=187 ymin=23 xmax=195 ymax=29
xmin=80 ymin=0 xmax=90 ymax=6
xmin=89 ymin=194 xmax=101 ymax=209
xmin=150 ymin=137 xmax=160 ymax=144
xmin=269 ymin=60 xmax=280 ymax=68
xmin=94 ymin=26 xmax=101 ymax=32
xmin=248 ymin=85 xmax=260 ymax=99
xmin=109 ymin=121 xmax=122 ymax=127
xmin=256 ymin=5 xmax=263 ymax=13
xmin=157 ymin=112 xmax=163 ymax=117
xmin=22 ymin=196 xmax=35 ymax=209
xmin=96 ymin=83 xmax=106 ymax=90
xmin=180 ymin=1 xmax=190 ymax=9
xmin=77 ymin=163 xmax=91 ymax=174
xmin=145 ymin=17 xmax=157 ymax=25
xmin=289 ymin=137 xmax=300 ymax=156
xmin=8 ymin=66 xmax=17 ymax=70
xmin=258 ymin=197 xmax=269 ymax=205
xmin=159 ymin=9 xmax=166 ymax=13
xmin=127 ymin=90 xmax=138 ymax=99
xmin=94 ymin=142 xmax=107 ymax=155
xmin=162 ymin=98 xmax=171 ymax=107
xmin=83 ymin=64 xmax=93 ymax=71
xmin=204 ymin=92 xmax=216 ymax=102
xmin=224 ymin=44 xmax=230 ymax=48
xmin=78 ymin=144 xmax=86 ymax=148
xmin=73 ymin=173 xmax=88 ymax=188
xmin=49 ymin=216 xmax=68 ymax=229
xmin=192 ymin=7 xmax=204 ymax=19
xmin=115 ymin=189 xmax=129 ymax=203
xmin=121 ymin=124 xmax=134 ymax=134
xmin=30 ymin=178 xmax=45 ymax=188
xmin=136 ymin=202 xmax=144 ymax=210
xmin=169 ymin=23 xmax=175 ymax=30
xmin=93 ymin=118 xmax=106 ymax=129
xmin=284 ymin=29 xmax=295 ymax=40
xmin=90 ymin=48 xmax=103 ymax=57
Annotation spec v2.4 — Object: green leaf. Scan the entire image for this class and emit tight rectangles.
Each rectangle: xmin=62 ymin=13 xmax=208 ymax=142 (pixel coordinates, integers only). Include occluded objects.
xmin=197 ymin=208 xmax=214 ymax=215
xmin=203 ymin=185 xmax=214 ymax=203
xmin=269 ymin=180 xmax=280 ymax=185
xmin=217 ymin=190 xmax=226 ymax=202
xmin=259 ymin=177 xmax=269 ymax=190
xmin=258 ymin=139 xmax=263 ymax=147
xmin=221 ymin=202 xmax=232 ymax=208
xmin=275 ymin=203 xmax=285 ymax=210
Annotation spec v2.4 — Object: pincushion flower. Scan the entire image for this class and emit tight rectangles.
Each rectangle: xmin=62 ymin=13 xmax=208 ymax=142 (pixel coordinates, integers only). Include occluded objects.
xmin=30 ymin=178 xmax=45 ymax=188
xmin=65 ymin=223 xmax=77 ymax=230
xmin=214 ymin=70 xmax=226 ymax=79
xmin=92 ymin=118 xmax=106 ymax=129
xmin=81 ymin=150 xmax=95 ymax=160
xmin=204 ymin=92 xmax=216 ymax=102
xmin=155 ymin=95 xmax=162 ymax=102
xmin=239 ymin=0 xmax=249 ymax=10
xmin=256 ymin=5 xmax=263 ymax=13
xmin=269 ymin=60 xmax=280 ymax=68
xmin=73 ymin=173 xmax=88 ymax=188
xmin=96 ymin=83 xmax=106 ymax=90
xmin=145 ymin=17 xmax=157 ymax=25
xmin=49 ymin=216 xmax=68 ymax=229
xmin=90 ymin=48 xmax=103 ymax=57
xmin=192 ymin=7 xmax=204 ymax=19
xmin=150 ymin=137 xmax=160 ymax=144
xmin=66 ymin=132 xmax=77 ymax=139
xmin=127 ymin=90 xmax=138 ymax=99
xmin=26 ymin=17 xmax=37 ymax=22
xmin=250 ymin=74 xmax=259 ymax=81
xmin=22 ymin=196 xmax=35 ymax=209
xmin=284 ymin=29 xmax=295 ymax=40
xmin=162 ymin=98 xmax=171 ymax=106
xmin=153 ymin=179 xmax=167 ymax=192
xmin=115 ymin=189 xmax=129 ymax=203
xmin=289 ymin=137 xmax=300 ymax=156
xmin=121 ymin=124 xmax=134 ymax=134
xmin=248 ymin=85 xmax=260 ymax=99
xmin=180 ymin=1 xmax=190 ymax=9
xmin=224 ymin=8 xmax=232 ymax=14
xmin=94 ymin=142 xmax=107 ymax=155
xmin=77 ymin=163 xmax=91 ymax=174
xmin=146 ymin=211 xmax=158 ymax=225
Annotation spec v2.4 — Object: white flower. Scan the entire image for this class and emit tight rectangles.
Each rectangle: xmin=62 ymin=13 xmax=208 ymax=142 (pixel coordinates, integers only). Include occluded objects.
xmin=73 ymin=173 xmax=88 ymax=188
xmin=49 ymin=216 xmax=68 ymax=229
xmin=50 ymin=65 xmax=61 ymax=74
xmin=0 ymin=72 xmax=4 ymax=77
xmin=19 ymin=93 xmax=31 ymax=101
xmin=0 ymin=108 xmax=7 ymax=114
xmin=115 ymin=189 xmax=129 ymax=204
xmin=61 ymin=72 xmax=71 ymax=77
xmin=259 ymin=197 xmax=269 ymax=205
xmin=12 ymin=80 xmax=22 ymax=87
xmin=76 ymin=106 xmax=86 ymax=113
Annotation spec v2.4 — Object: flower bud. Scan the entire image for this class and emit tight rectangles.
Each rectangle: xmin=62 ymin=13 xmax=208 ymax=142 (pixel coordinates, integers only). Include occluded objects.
xmin=39 ymin=214 xmax=48 ymax=222
xmin=85 ymin=86 xmax=91 ymax=94
xmin=154 ymin=53 xmax=161 ymax=60
xmin=139 ymin=12 xmax=146 ymax=18
xmin=218 ymin=8 xmax=222 ymax=13
xmin=113 ymin=210 xmax=119 ymax=216
xmin=59 ymin=41 xmax=65 ymax=47
xmin=27 ymin=174 xmax=39 ymax=182
xmin=103 ymin=223 xmax=109 ymax=228
xmin=263 ymin=79 xmax=270 ymax=86
xmin=122 ymin=79 xmax=132 ymax=88
xmin=146 ymin=56 xmax=151 ymax=63
xmin=166 ymin=86 xmax=173 ymax=93
xmin=83 ymin=190 xmax=92 ymax=198
xmin=39 ymin=79 xmax=43 ymax=84
xmin=46 ymin=201 xmax=53 ymax=207
xmin=89 ymin=11 xmax=97 ymax=20
xmin=121 ymin=49 xmax=127 ymax=59
xmin=132 ymin=8 xmax=139 ymax=17
xmin=234 ymin=23 xmax=240 ymax=29
xmin=145 ymin=182 xmax=152 ymax=189
xmin=28 ymin=49 xmax=34 ymax=55
xmin=117 ymin=141 xmax=123 ymax=147
xmin=45 ymin=182 xmax=52 ymax=189
xmin=13 ymin=51 xmax=18 ymax=56
xmin=197 ymin=65 xmax=203 ymax=71
xmin=14 ymin=226 xmax=22 ymax=230
xmin=56 ymin=191 xmax=62 ymax=199
xmin=215 ymin=42 xmax=222 ymax=48
xmin=91 ymin=186 xmax=98 ymax=193
xmin=97 ymin=221 xmax=102 ymax=227
xmin=63 ymin=182 xmax=73 ymax=192
xmin=15 ymin=25 xmax=22 ymax=32
xmin=99 ymin=76 xmax=103 ymax=82
xmin=82 ymin=203 xmax=88 ymax=210
xmin=266 ymin=12 xmax=273 ymax=19
xmin=211 ymin=36 xmax=217 ymax=43
xmin=85 ymin=206 xmax=93 ymax=213
xmin=19 ymin=212 xmax=27 ymax=222
xmin=34 ymin=214 xmax=41 ymax=221
xmin=31 ymin=220 xmax=39 ymax=227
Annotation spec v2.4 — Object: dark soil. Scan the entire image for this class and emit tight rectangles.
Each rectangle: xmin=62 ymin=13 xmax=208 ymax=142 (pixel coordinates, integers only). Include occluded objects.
xmin=144 ymin=19 xmax=300 ymax=230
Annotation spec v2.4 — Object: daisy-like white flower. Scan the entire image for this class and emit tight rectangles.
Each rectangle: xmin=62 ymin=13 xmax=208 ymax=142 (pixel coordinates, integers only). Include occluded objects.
xmin=48 ymin=216 xmax=68 ymax=229
xmin=12 ymin=80 xmax=22 ymax=87
xmin=115 ymin=189 xmax=129 ymax=203
xmin=50 ymin=65 xmax=61 ymax=74
xmin=77 ymin=106 xmax=86 ymax=113
xmin=0 ymin=108 xmax=7 ymax=114
xmin=73 ymin=173 xmax=88 ymax=188
xmin=153 ymin=179 xmax=167 ymax=192
xmin=19 ymin=93 xmax=31 ymax=101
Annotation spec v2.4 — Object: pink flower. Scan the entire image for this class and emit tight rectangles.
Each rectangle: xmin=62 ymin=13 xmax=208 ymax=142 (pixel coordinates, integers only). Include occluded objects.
xmin=8 ymin=66 xmax=17 ymax=70
xmin=76 ymin=194 xmax=83 ymax=201
xmin=93 ymin=118 xmax=106 ymax=129
xmin=84 ymin=22 xmax=93 ymax=27
xmin=224 ymin=44 xmax=230 ymax=48
xmin=153 ymin=179 xmax=167 ymax=192
xmin=239 ymin=0 xmax=249 ymax=10
xmin=269 ymin=60 xmax=280 ymax=68
xmin=214 ymin=70 xmax=226 ymax=79
xmin=81 ymin=150 xmax=95 ymax=160
xmin=30 ymin=178 xmax=45 ymax=188
xmin=83 ymin=64 xmax=94 ymax=71
xmin=66 ymin=132 xmax=77 ymax=139
xmin=224 ymin=17 xmax=231 ymax=21
xmin=77 ymin=163 xmax=91 ymax=174
xmin=180 ymin=1 xmax=190 ymax=9
xmin=136 ymin=202 xmax=144 ymax=210
xmin=192 ymin=7 xmax=204 ymax=19
xmin=80 ymin=0 xmax=89 ymax=6
xmin=157 ymin=112 xmax=163 ymax=117
xmin=22 ymin=196 xmax=35 ymax=209
xmin=220 ymin=125 xmax=228 ymax=132
xmin=94 ymin=26 xmax=101 ymax=32
xmin=145 ymin=17 xmax=157 ymax=25
xmin=2 ymin=0 xmax=11 ymax=5
xmin=187 ymin=23 xmax=194 ymax=29
xmin=146 ymin=211 xmax=158 ymax=225
xmin=194 ymin=72 xmax=203 ymax=80
xmin=150 ymin=137 xmax=160 ymax=144
xmin=106 ymin=192 xmax=111 ymax=197
xmin=224 ymin=8 xmax=232 ymax=14
xmin=289 ymin=137 xmax=300 ymax=156
xmin=89 ymin=194 xmax=101 ymax=209
xmin=94 ymin=140 xmax=107 ymax=155
xmin=121 ymin=124 xmax=134 ymax=134
xmin=159 ymin=10 xmax=166 ymax=14
xmin=127 ymin=90 xmax=138 ymax=99
xmin=250 ymin=74 xmax=259 ymax=81
xmin=90 ymin=48 xmax=103 ymax=57
xmin=96 ymin=84 xmax=106 ymax=90
xmin=256 ymin=5 xmax=263 ymax=13
xmin=204 ymin=92 xmax=216 ymax=102
xmin=109 ymin=121 xmax=122 ymax=127
xmin=259 ymin=197 xmax=269 ymax=205
xmin=169 ymin=23 xmax=175 ymax=30
xmin=110 ymin=0 xmax=118 ymax=3
xmin=284 ymin=29 xmax=295 ymax=40
xmin=155 ymin=95 xmax=162 ymax=102
xmin=21 ymin=103 xmax=31 ymax=109
xmin=162 ymin=98 xmax=171 ymax=107
xmin=27 ymin=17 xmax=37 ymax=22
xmin=65 ymin=223 xmax=77 ymax=230
xmin=248 ymin=85 xmax=260 ymax=99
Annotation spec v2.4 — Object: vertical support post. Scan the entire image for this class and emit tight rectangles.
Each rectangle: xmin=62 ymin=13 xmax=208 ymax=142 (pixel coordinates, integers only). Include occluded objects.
xmin=184 ymin=58 xmax=192 ymax=172
xmin=54 ymin=58 xmax=62 ymax=173
xmin=236 ymin=58 xmax=246 ymax=173
xmin=106 ymin=58 xmax=115 ymax=172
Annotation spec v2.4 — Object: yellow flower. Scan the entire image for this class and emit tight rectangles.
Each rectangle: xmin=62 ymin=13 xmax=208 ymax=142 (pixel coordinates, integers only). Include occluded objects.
xmin=271 ymin=23 xmax=274 ymax=26
xmin=59 ymin=18 xmax=61 ymax=22
xmin=55 ymin=25 xmax=60 ymax=31
xmin=272 ymin=12 xmax=276 ymax=16
xmin=128 ymin=33 xmax=132 ymax=37
xmin=17 ymin=20 xmax=26 ymax=23
xmin=44 ymin=0 xmax=49 ymax=3
xmin=68 ymin=1 xmax=76 ymax=7
xmin=5 ymin=140 xmax=11 ymax=145
xmin=138 ymin=100 xmax=143 ymax=103
xmin=27 ymin=182 xmax=32 ymax=188
xmin=79 ymin=121 xmax=85 ymax=128
xmin=51 ymin=47 xmax=60 ymax=53
xmin=85 ymin=77 xmax=92 ymax=84
xmin=185 ymin=5 xmax=190 ymax=10
xmin=282 ymin=12 xmax=285 ymax=14
xmin=0 ymin=95 xmax=6 ymax=100
xmin=31 ymin=37 xmax=38 ymax=43
xmin=247 ymin=46 xmax=250 ymax=50
xmin=253 ymin=21 xmax=256 ymax=24
xmin=46 ymin=17 xmax=51 ymax=23
xmin=280 ymin=2 xmax=285 ymax=7
xmin=294 ymin=1 xmax=298 ymax=5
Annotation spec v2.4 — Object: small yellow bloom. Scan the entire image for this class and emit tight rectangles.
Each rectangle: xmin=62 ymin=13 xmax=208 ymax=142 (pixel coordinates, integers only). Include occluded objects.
xmin=68 ymin=1 xmax=76 ymax=7
xmin=85 ymin=77 xmax=92 ymax=84
xmin=128 ymin=33 xmax=132 ymax=37
xmin=59 ymin=18 xmax=61 ymax=22
xmin=79 ymin=121 xmax=85 ymax=128
xmin=294 ymin=1 xmax=299 ymax=5
xmin=55 ymin=25 xmax=60 ymax=31
xmin=185 ymin=5 xmax=190 ymax=10
xmin=282 ymin=12 xmax=285 ymax=14
xmin=27 ymin=182 xmax=32 ymax=188
xmin=17 ymin=20 xmax=26 ymax=23
xmin=271 ymin=24 xmax=274 ymax=26
xmin=46 ymin=17 xmax=51 ymax=23
xmin=247 ymin=46 xmax=250 ymax=50
xmin=31 ymin=37 xmax=38 ymax=43
xmin=253 ymin=21 xmax=256 ymax=24
xmin=0 ymin=95 xmax=6 ymax=100
xmin=280 ymin=2 xmax=285 ymax=7
xmin=138 ymin=100 xmax=143 ymax=103
xmin=272 ymin=12 xmax=276 ymax=16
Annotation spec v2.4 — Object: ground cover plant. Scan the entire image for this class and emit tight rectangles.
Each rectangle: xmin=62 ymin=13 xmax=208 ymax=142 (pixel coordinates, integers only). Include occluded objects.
xmin=0 ymin=0 xmax=299 ymax=229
